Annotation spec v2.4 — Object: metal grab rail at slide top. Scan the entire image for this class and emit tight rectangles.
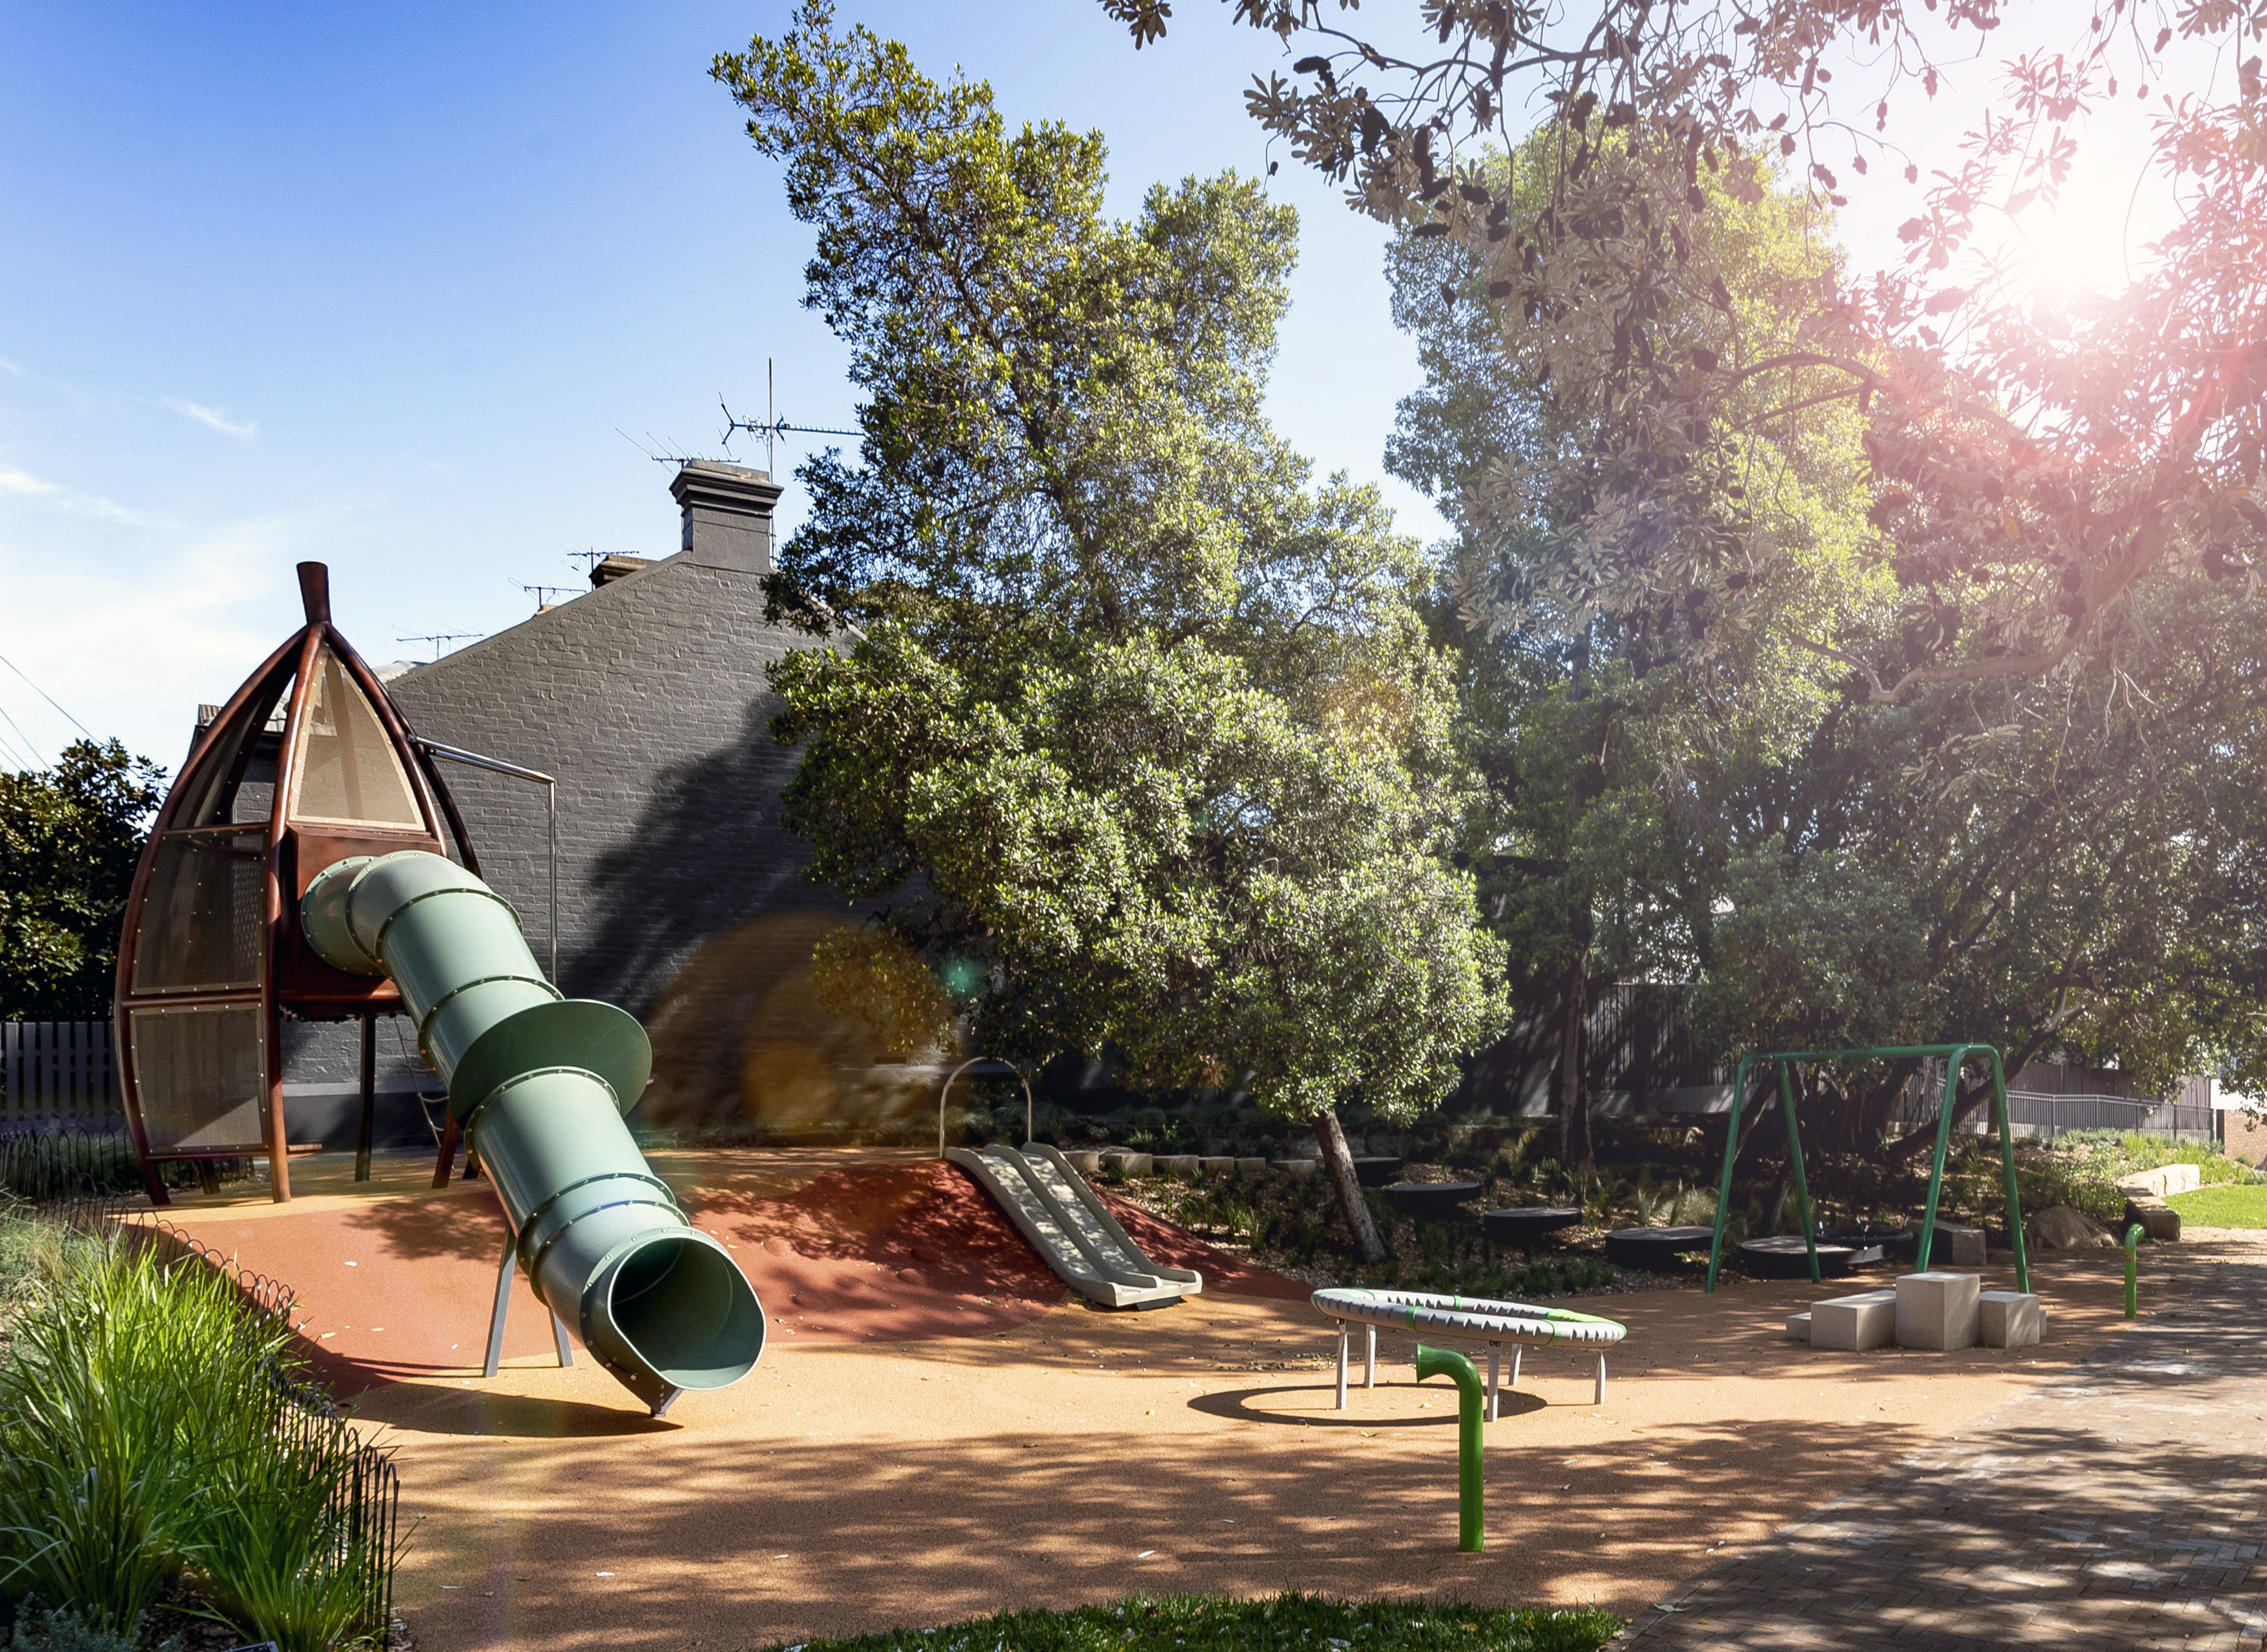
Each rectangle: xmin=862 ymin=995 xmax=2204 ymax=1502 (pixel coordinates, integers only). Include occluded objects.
xmin=938 ymin=1058 xmax=1033 ymax=1157
xmin=1703 ymin=1043 xmax=2029 ymax=1297
xmin=412 ymin=738 xmax=558 ymax=981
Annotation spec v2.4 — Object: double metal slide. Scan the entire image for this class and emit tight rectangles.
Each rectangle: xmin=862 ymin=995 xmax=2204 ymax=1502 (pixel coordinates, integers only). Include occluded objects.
xmin=946 ymin=1142 xmax=1201 ymax=1309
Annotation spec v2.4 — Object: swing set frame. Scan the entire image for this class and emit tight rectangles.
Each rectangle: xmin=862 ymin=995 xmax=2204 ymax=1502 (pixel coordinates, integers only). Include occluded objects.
xmin=1701 ymin=1043 xmax=2030 ymax=1296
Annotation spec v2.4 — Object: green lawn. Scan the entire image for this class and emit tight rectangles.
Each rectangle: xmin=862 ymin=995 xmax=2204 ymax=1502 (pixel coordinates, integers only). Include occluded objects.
xmin=753 ymin=1595 xmax=1621 ymax=1652
xmin=2167 ymin=1183 xmax=2267 ymax=1229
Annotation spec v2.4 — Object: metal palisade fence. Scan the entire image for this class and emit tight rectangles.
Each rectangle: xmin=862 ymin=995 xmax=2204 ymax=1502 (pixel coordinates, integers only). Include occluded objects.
xmin=1 ymin=1020 xmax=121 ymax=1129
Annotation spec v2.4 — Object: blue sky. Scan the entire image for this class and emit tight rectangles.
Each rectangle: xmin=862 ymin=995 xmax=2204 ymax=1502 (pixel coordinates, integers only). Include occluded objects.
xmin=1 ymin=1 xmax=1464 ymax=772
xmin=0 ymin=3 xmax=2193 ymax=775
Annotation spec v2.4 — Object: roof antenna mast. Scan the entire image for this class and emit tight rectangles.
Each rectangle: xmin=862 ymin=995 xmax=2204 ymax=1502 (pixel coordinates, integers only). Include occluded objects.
xmin=718 ymin=358 xmax=858 ymax=472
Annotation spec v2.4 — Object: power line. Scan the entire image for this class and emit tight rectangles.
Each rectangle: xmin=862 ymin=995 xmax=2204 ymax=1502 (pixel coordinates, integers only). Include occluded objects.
xmin=0 ymin=650 xmax=95 ymax=739
xmin=0 ymin=692 xmax=48 ymax=768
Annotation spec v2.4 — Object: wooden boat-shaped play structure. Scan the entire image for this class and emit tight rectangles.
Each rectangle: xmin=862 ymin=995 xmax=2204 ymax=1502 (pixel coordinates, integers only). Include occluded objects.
xmin=113 ymin=562 xmax=482 ymax=1203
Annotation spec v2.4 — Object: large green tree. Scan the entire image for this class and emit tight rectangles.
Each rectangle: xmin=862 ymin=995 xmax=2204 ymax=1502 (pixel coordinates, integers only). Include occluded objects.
xmin=1 ymin=740 xmax=164 ymax=1021
xmin=1388 ymin=131 xmax=1874 ymax=1169
xmin=715 ymin=3 xmax=1505 ymax=1258
xmin=1381 ymin=117 xmax=2267 ymax=1173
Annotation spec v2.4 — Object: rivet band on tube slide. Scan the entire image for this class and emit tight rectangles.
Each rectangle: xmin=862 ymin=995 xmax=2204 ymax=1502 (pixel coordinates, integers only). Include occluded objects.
xmin=523 ymin=1195 xmax=686 ymax=1301
xmin=510 ymin=1164 xmax=678 ymax=1251
xmin=416 ymin=972 xmax=564 ymax=1063
xmin=364 ymin=881 xmax=523 ymax=965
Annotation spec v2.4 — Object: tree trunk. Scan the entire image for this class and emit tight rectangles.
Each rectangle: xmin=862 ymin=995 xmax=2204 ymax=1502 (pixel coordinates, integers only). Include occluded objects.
xmin=1557 ymin=949 xmax=1594 ymax=1174
xmin=1314 ymin=1110 xmax=1386 ymax=1264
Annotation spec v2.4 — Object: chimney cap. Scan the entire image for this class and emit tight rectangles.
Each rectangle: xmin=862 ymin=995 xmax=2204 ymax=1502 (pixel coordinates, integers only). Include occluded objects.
xmin=590 ymin=554 xmax=655 ymax=589
xmin=669 ymin=461 xmax=780 ymax=573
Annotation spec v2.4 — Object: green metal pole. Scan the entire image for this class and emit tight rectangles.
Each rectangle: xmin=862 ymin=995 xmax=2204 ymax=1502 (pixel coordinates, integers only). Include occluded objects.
xmin=1778 ymin=1059 xmax=1821 ymax=1284
xmin=303 ymin=850 xmax=766 ymax=1414
xmin=1705 ymin=1055 xmax=1755 ymax=1293
xmin=1415 ymin=1344 xmax=1484 ymax=1552
xmin=1981 ymin=1047 xmax=2030 ymax=1294
xmin=1916 ymin=1054 xmax=1963 ymax=1273
xmin=2124 ymin=1224 xmax=2143 ymax=1318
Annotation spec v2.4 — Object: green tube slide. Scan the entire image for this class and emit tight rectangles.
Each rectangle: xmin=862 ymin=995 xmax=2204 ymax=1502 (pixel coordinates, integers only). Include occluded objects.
xmin=302 ymin=850 xmax=764 ymax=1414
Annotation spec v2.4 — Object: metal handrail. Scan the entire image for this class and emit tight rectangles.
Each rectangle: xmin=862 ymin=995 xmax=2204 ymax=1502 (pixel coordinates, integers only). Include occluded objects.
xmin=413 ymin=738 xmax=559 ymax=980
xmin=937 ymin=1056 xmax=1033 ymax=1158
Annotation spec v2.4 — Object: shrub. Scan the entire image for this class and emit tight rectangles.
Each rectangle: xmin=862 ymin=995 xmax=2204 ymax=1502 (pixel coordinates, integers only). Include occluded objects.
xmin=4 ymin=1605 xmax=171 ymax=1652
xmin=0 ymin=1236 xmax=394 ymax=1651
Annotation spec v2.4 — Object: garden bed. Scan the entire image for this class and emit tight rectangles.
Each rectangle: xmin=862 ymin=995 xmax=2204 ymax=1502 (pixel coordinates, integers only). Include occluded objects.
xmin=749 ymin=1593 xmax=1621 ymax=1651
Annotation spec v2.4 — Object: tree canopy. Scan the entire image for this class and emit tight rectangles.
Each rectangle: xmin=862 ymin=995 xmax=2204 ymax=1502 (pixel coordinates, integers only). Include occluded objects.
xmin=1101 ymin=0 xmax=2266 ymax=707
xmin=0 ymin=740 xmax=164 ymax=1021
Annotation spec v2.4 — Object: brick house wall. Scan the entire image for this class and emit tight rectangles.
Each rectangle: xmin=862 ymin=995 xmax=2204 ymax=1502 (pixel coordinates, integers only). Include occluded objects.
xmin=284 ymin=463 xmax=884 ymax=1137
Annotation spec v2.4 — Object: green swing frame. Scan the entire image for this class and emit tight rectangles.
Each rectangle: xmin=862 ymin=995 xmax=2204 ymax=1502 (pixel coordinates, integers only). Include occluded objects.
xmin=1702 ymin=1043 xmax=2030 ymax=1295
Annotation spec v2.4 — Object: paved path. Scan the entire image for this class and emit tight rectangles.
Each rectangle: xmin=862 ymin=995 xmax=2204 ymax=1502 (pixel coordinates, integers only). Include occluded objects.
xmin=1623 ymin=1232 xmax=2267 ymax=1651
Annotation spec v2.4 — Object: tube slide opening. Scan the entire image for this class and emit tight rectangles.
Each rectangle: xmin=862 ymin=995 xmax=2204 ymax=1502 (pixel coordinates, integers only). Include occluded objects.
xmin=606 ymin=1235 xmax=766 ymax=1390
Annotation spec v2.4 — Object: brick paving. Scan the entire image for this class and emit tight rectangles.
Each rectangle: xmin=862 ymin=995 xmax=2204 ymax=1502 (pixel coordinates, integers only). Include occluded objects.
xmin=1621 ymin=1233 xmax=2267 ymax=1650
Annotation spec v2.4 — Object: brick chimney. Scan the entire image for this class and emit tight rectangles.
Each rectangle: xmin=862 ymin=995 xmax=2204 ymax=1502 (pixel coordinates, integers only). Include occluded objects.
xmin=669 ymin=461 xmax=781 ymax=574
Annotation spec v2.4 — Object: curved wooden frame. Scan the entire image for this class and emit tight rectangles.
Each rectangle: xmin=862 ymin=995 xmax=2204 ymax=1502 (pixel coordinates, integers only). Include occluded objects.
xmin=115 ymin=563 xmax=470 ymax=1204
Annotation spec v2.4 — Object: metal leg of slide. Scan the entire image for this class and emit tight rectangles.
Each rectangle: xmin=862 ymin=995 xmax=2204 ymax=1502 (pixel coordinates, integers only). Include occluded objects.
xmin=1336 ymin=1326 xmax=1350 ymax=1410
xmin=1595 ymin=1354 xmax=1606 ymax=1406
xmin=1510 ymin=1345 xmax=1522 ymax=1387
xmin=483 ymin=1222 xmax=573 ymax=1378
xmin=482 ymin=1230 xmax=514 ymax=1379
xmin=1486 ymin=1343 xmax=1500 ymax=1421
xmin=1364 ymin=1324 xmax=1376 ymax=1388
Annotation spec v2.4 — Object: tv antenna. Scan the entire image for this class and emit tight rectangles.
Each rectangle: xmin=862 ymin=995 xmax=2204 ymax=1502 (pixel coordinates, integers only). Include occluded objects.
xmin=397 ymin=632 xmax=484 ymax=661
xmin=521 ymin=584 xmax=576 ymax=609
xmin=719 ymin=358 xmax=858 ymax=474
xmin=562 ymin=549 xmax=609 ymax=575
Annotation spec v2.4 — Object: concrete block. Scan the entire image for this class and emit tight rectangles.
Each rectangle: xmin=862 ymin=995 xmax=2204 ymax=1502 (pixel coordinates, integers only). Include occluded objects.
xmin=1156 ymin=1154 xmax=1201 ymax=1176
xmin=1274 ymin=1158 xmax=1319 ymax=1176
xmin=1061 ymin=1150 xmax=1103 ymax=1175
xmin=1896 ymin=1271 xmax=1982 ymax=1350
xmin=1784 ymin=1311 xmax=1813 ymax=1343
xmin=2116 ymin=1163 xmax=2201 ymax=1198
xmin=1101 ymin=1151 xmax=1153 ymax=1177
xmin=1810 ymin=1290 xmax=1897 ymax=1352
xmin=1979 ymin=1291 xmax=2043 ymax=1348
xmin=1198 ymin=1156 xmax=1237 ymax=1177
xmin=1235 ymin=1157 xmax=1271 ymax=1177
xmin=2124 ymin=1197 xmax=2182 ymax=1241
xmin=1913 ymin=1221 xmax=1987 ymax=1268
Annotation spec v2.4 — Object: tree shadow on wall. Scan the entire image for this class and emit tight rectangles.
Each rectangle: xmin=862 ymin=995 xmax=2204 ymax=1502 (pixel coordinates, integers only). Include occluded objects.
xmin=566 ymin=692 xmax=828 ymax=1012
xmin=564 ymin=691 xmax=876 ymax=1129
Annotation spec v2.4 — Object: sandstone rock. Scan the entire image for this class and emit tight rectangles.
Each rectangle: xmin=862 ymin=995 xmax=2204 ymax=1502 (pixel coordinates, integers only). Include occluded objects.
xmin=2029 ymin=1205 xmax=2115 ymax=1250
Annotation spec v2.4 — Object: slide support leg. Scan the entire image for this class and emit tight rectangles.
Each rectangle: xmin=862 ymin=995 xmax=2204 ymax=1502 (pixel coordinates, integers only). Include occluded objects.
xmin=1335 ymin=1326 xmax=1349 ymax=1410
xmin=1510 ymin=1345 xmax=1522 ymax=1387
xmin=483 ymin=1229 xmax=513 ymax=1379
xmin=1595 ymin=1354 xmax=1607 ymax=1406
xmin=1486 ymin=1343 xmax=1499 ymax=1421
xmin=1364 ymin=1324 xmax=1376 ymax=1388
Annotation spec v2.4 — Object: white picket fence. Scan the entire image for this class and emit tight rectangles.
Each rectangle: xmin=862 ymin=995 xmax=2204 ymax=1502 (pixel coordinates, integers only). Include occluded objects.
xmin=1 ymin=1021 xmax=123 ymax=1130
